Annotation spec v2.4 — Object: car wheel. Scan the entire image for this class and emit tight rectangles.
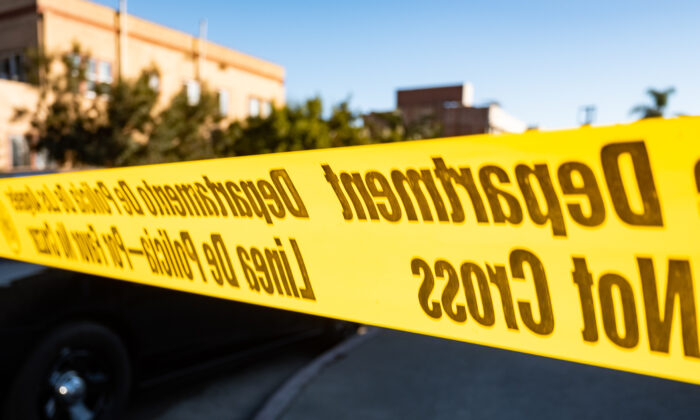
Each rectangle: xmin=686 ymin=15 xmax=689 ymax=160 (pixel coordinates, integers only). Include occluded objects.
xmin=3 ymin=322 xmax=131 ymax=420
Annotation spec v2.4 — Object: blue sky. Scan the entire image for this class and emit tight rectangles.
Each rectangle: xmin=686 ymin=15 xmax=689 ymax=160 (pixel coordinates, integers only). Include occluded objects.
xmin=93 ymin=0 xmax=699 ymax=129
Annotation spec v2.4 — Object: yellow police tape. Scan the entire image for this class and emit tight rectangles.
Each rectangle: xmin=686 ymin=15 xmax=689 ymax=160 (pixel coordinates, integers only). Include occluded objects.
xmin=1 ymin=117 xmax=700 ymax=384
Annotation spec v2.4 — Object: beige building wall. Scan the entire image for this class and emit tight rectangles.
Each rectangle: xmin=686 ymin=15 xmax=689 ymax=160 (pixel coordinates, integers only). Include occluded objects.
xmin=0 ymin=0 xmax=285 ymax=171
xmin=40 ymin=1 xmax=118 ymax=65
xmin=36 ymin=0 xmax=285 ymax=115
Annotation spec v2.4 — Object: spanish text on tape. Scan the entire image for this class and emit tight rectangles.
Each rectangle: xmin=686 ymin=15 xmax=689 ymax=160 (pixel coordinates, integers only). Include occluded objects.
xmin=1 ymin=117 xmax=699 ymax=384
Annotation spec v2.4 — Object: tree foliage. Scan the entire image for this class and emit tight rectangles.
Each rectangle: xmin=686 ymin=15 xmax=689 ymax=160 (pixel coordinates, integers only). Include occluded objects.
xmin=364 ymin=110 xmax=442 ymax=143
xmin=630 ymin=87 xmax=676 ymax=119
xmin=213 ymin=97 xmax=371 ymax=158
xmin=131 ymin=86 xmax=221 ymax=164
xmin=29 ymin=44 xmax=98 ymax=168
xmin=25 ymin=45 xmax=442 ymax=168
xmin=27 ymin=44 xmax=159 ymax=168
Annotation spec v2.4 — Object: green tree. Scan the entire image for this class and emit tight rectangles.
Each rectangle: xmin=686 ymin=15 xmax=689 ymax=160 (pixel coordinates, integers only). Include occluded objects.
xmin=363 ymin=110 xmax=442 ymax=143
xmin=89 ymin=70 xmax=159 ymax=166
xmin=131 ymin=85 xmax=221 ymax=164
xmin=214 ymin=97 xmax=370 ymax=158
xmin=630 ymin=87 xmax=676 ymax=119
xmin=29 ymin=44 xmax=97 ymax=168
xmin=26 ymin=45 xmax=442 ymax=167
xmin=326 ymin=100 xmax=371 ymax=148
xmin=26 ymin=44 xmax=159 ymax=167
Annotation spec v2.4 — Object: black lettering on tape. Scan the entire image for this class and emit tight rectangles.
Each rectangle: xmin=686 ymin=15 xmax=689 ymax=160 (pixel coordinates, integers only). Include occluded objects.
xmin=116 ymin=180 xmax=143 ymax=215
xmin=486 ymin=264 xmax=519 ymax=330
xmin=391 ymin=169 xmax=447 ymax=222
xmin=275 ymin=238 xmax=300 ymax=297
xmin=225 ymin=181 xmax=250 ymax=217
xmin=211 ymin=234 xmax=238 ymax=287
xmin=203 ymin=176 xmax=229 ymax=217
xmin=290 ymin=238 xmax=315 ymax=301
xmin=270 ymin=169 xmax=308 ymax=218
xmin=437 ymin=259 xmax=466 ymax=323
xmin=572 ymin=257 xmax=599 ymax=342
xmin=479 ymin=166 xmax=523 ymax=225
xmin=432 ymin=158 xmax=490 ymax=224
xmin=241 ymin=181 xmax=272 ymax=224
xmin=323 ymin=164 xmax=354 ymax=220
xmin=461 ymin=262 xmax=496 ymax=326
xmin=601 ymin=141 xmax=663 ymax=227
xmin=365 ymin=171 xmax=402 ymax=222
xmin=181 ymin=231 xmax=206 ymax=282
xmin=638 ymin=257 xmax=699 ymax=358
xmin=412 ymin=257 xmax=442 ymax=319
xmin=251 ymin=247 xmax=275 ymax=294
xmin=598 ymin=273 xmax=639 ymax=349
xmin=509 ymin=249 xmax=554 ymax=335
xmin=237 ymin=246 xmax=260 ymax=291
xmin=558 ymin=162 xmax=606 ymax=227
xmin=258 ymin=180 xmax=285 ymax=218
xmin=97 ymin=182 xmax=121 ymax=215
xmin=203 ymin=242 xmax=223 ymax=285
xmin=340 ymin=172 xmax=379 ymax=221
xmin=265 ymin=247 xmax=292 ymax=296
xmin=515 ymin=164 xmax=567 ymax=237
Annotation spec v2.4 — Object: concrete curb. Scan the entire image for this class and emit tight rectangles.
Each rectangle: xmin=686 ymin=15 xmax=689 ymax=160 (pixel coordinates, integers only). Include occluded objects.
xmin=252 ymin=326 xmax=380 ymax=420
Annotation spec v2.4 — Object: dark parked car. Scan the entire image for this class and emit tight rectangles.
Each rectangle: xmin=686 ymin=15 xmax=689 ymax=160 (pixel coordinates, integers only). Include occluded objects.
xmin=0 ymin=259 xmax=347 ymax=420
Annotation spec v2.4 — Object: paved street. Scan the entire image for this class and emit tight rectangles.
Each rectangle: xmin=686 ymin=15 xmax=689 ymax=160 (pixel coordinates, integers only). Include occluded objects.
xmin=127 ymin=327 xmax=700 ymax=419
xmin=127 ymin=337 xmax=334 ymax=420
xmin=281 ymin=329 xmax=700 ymax=420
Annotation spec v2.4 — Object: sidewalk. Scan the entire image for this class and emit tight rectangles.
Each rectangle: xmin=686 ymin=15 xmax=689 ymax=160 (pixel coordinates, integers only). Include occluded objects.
xmin=274 ymin=328 xmax=700 ymax=420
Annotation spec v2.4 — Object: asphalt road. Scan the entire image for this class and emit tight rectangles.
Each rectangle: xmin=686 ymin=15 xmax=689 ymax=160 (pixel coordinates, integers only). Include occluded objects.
xmin=126 ymin=337 xmax=335 ymax=420
xmin=127 ymin=327 xmax=700 ymax=419
xmin=281 ymin=329 xmax=700 ymax=420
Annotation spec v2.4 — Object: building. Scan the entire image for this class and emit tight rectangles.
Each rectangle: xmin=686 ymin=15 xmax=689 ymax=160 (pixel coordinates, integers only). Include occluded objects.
xmin=0 ymin=0 xmax=285 ymax=171
xmin=377 ymin=83 xmax=526 ymax=137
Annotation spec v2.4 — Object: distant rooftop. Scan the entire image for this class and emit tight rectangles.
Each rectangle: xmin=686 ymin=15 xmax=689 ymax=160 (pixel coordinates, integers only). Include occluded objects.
xmin=397 ymin=83 xmax=474 ymax=108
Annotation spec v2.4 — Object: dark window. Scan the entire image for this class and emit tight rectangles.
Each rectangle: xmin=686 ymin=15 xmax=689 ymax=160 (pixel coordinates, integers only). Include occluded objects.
xmin=11 ymin=135 xmax=30 ymax=167
xmin=0 ymin=54 xmax=25 ymax=82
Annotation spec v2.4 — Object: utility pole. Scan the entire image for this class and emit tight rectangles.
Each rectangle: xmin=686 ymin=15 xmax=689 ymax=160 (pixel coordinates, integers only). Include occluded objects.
xmin=119 ymin=0 xmax=128 ymax=79
xmin=579 ymin=105 xmax=596 ymax=126
xmin=197 ymin=19 xmax=208 ymax=81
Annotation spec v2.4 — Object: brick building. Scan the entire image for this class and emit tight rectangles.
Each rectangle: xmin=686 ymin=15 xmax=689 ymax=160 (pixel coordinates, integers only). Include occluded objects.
xmin=372 ymin=83 xmax=526 ymax=137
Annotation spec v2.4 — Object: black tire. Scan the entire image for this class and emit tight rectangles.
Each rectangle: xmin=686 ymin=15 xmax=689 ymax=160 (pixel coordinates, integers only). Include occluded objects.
xmin=3 ymin=322 xmax=131 ymax=420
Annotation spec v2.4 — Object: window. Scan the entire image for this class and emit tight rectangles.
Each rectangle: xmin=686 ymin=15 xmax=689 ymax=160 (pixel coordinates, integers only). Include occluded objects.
xmin=67 ymin=53 xmax=81 ymax=78
xmin=86 ymin=58 xmax=98 ymax=97
xmin=0 ymin=57 xmax=9 ymax=79
xmin=186 ymin=80 xmax=201 ymax=106
xmin=8 ymin=55 xmax=18 ymax=80
xmin=0 ymin=54 xmax=24 ymax=82
xmin=261 ymin=100 xmax=272 ymax=118
xmin=248 ymin=97 xmax=260 ymax=117
xmin=87 ymin=58 xmax=97 ymax=78
xmin=217 ymin=89 xmax=229 ymax=116
xmin=99 ymin=61 xmax=113 ymax=84
xmin=148 ymin=74 xmax=160 ymax=91
xmin=34 ymin=148 xmax=49 ymax=170
xmin=11 ymin=135 xmax=30 ymax=168
xmin=86 ymin=59 xmax=113 ymax=96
